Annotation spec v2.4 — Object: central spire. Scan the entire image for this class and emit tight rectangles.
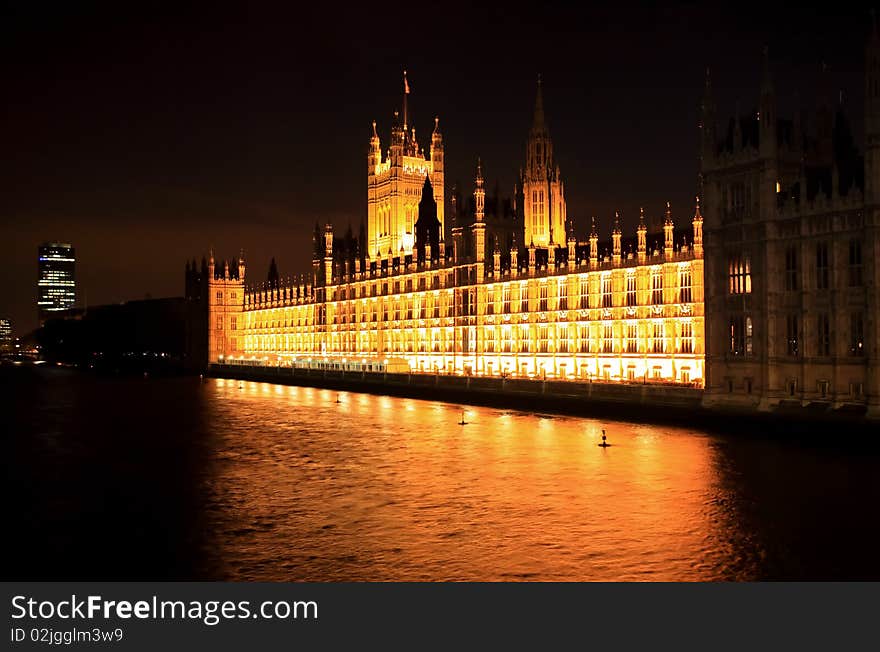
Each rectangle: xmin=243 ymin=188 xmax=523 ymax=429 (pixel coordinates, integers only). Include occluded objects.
xmin=533 ymin=74 xmax=545 ymax=131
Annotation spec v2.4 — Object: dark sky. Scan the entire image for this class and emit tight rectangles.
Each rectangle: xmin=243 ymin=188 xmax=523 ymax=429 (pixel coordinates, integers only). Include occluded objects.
xmin=2 ymin=3 xmax=870 ymax=334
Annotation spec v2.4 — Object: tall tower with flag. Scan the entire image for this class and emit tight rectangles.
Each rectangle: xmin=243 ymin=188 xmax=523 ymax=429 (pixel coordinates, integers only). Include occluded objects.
xmin=367 ymin=71 xmax=445 ymax=259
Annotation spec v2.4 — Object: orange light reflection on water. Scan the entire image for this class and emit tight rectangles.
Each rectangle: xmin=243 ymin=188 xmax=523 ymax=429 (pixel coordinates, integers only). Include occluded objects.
xmin=204 ymin=379 xmax=750 ymax=581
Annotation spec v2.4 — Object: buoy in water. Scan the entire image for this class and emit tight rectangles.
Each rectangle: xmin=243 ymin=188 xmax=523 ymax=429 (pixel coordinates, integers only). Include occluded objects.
xmin=458 ymin=410 xmax=468 ymax=425
xmin=598 ymin=428 xmax=611 ymax=447
xmin=335 ymin=394 xmax=342 ymax=404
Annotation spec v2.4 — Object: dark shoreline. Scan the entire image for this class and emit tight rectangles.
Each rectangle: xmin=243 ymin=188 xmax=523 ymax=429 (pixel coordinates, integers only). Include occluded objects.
xmin=208 ymin=364 xmax=880 ymax=443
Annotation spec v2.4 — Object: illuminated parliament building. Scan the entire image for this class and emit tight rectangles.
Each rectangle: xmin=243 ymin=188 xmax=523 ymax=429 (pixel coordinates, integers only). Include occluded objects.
xmin=191 ymin=31 xmax=880 ymax=417
xmin=197 ymin=76 xmax=706 ymax=386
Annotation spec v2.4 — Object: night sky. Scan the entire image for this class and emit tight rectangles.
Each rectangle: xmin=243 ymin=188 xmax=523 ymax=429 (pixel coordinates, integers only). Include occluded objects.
xmin=2 ymin=3 xmax=870 ymax=334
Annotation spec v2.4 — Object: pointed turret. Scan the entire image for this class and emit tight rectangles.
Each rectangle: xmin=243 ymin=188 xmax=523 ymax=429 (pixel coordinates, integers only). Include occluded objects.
xmin=612 ymin=211 xmax=622 ymax=263
xmin=589 ymin=216 xmax=599 ymax=268
xmin=692 ymin=196 xmax=704 ymax=256
xmin=637 ymin=207 xmax=647 ymax=263
xmin=474 ymin=158 xmax=485 ymax=222
xmin=430 ymin=115 xmax=445 ymax=235
xmin=368 ymin=119 xmax=381 ymax=173
xmin=510 ymin=235 xmax=519 ymax=277
xmin=473 ymin=158 xmax=486 ymax=267
xmin=664 ymin=202 xmax=674 ymax=260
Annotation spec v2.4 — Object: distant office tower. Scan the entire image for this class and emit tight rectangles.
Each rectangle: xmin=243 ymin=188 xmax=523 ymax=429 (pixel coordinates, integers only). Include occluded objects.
xmin=0 ymin=318 xmax=11 ymax=351
xmin=38 ymin=242 xmax=76 ymax=325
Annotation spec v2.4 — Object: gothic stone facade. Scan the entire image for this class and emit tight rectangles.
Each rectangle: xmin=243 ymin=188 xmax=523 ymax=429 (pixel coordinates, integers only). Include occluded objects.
xmin=701 ymin=39 xmax=880 ymax=416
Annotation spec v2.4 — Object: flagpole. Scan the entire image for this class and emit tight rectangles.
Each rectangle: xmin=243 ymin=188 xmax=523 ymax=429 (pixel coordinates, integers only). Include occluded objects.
xmin=403 ymin=69 xmax=409 ymax=131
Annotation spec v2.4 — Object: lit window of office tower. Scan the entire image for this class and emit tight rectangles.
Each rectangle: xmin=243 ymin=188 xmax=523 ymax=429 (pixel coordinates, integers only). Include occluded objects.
xmin=37 ymin=242 xmax=76 ymax=325
xmin=0 ymin=318 xmax=11 ymax=351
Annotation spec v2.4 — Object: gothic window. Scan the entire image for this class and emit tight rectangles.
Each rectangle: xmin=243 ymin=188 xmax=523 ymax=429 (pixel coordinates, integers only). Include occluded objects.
xmin=532 ymin=190 xmax=545 ymax=230
xmin=503 ymin=286 xmax=511 ymax=313
xmin=848 ymin=240 xmax=863 ymax=286
xmin=579 ymin=278 xmax=589 ymax=309
xmin=602 ymin=324 xmax=614 ymax=353
xmin=626 ymin=274 xmax=637 ymax=306
xmin=729 ymin=316 xmax=744 ymax=355
xmin=679 ymin=267 xmax=692 ymax=303
xmin=216 ymin=316 xmax=223 ymax=331
xmin=784 ymin=246 xmax=798 ymax=291
xmin=539 ymin=284 xmax=548 ymax=311
xmin=557 ymin=280 xmax=568 ymax=310
xmin=557 ymin=331 xmax=569 ymax=353
xmin=816 ymin=241 xmax=829 ymax=290
xmin=745 ymin=316 xmax=753 ymax=355
xmin=731 ymin=181 xmax=747 ymax=218
xmin=216 ymin=291 xmax=223 ymax=302
xmin=626 ymin=323 xmax=638 ymax=353
xmin=817 ymin=313 xmax=830 ymax=357
xmin=520 ymin=283 xmax=529 ymax=313
xmin=578 ymin=325 xmax=590 ymax=353
xmin=538 ymin=326 xmax=549 ymax=353
xmin=230 ymin=317 xmax=237 ymax=330
xmin=651 ymin=271 xmax=663 ymax=305
xmin=786 ymin=314 xmax=799 ymax=357
xmin=728 ymin=255 xmax=751 ymax=294
xmin=602 ymin=275 xmax=613 ymax=308
xmin=850 ymin=312 xmax=864 ymax=356
xmin=652 ymin=322 xmax=664 ymax=353
xmin=680 ymin=322 xmax=693 ymax=354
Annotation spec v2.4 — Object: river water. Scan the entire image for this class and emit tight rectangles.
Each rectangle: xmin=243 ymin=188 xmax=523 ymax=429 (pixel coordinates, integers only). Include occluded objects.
xmin=4 ymin=366 xmax=879 ymax=580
